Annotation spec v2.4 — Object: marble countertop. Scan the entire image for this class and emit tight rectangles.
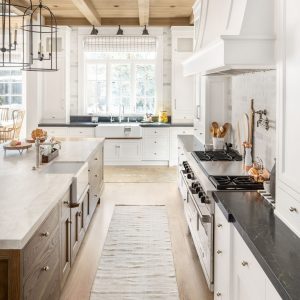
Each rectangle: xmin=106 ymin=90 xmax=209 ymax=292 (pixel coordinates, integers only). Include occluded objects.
xmin=0 ymin=138 xmax=104 ymax=249
xmin=213 ymin=191 xmax=300 ymax=300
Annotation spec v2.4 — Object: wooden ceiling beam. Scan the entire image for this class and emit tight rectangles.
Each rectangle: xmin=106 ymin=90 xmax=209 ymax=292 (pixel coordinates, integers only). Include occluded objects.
xmin=71 ymin=0 xmax=101 ymax=26
xmin=138 ymin=0 xmax=149 ymax=26
xmin=46 ymin=17 xmax=192 ymax=27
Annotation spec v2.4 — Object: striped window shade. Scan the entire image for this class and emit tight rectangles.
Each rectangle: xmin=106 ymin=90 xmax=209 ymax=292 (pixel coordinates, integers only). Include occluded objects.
xmin=83 ymin=36 xmax=157 ymax=52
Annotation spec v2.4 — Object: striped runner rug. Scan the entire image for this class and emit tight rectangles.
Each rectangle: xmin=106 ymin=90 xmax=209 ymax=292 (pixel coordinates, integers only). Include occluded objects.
xmin=90 ymin=205 xmax=179 ymax=300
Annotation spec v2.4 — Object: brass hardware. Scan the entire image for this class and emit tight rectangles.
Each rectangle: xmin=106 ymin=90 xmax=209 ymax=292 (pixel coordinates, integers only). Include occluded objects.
xmin=217 ymin=224 xmax=222 ymax=228
xmin=63 ymin=200 xmax=70 ymax=206
xmin=41 ymin=232 xmax=49 ymax=237
xmin=94 ymin=157 xmax=98 ymax=160
xmin=95 ymin=174 xmax=98 ymax=177
xmin=241 ymin=261 xmax=248 ymax=267
xmin=77 ymin=211 xmax=82 ymax=217
xmin=217 ymin=250 xmax=222 ymax=254
xmin=216 ymin=292 xmax=221 ymax=297
xmin=42 ymin=266 xmax=50 ymax=272
xmin=290 ymin=207 xmax=297 ymax=212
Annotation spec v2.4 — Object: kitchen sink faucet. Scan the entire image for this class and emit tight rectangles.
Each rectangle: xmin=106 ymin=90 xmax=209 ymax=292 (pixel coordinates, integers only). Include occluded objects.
xmin=119 ymin=104 xmax=124 ymax=123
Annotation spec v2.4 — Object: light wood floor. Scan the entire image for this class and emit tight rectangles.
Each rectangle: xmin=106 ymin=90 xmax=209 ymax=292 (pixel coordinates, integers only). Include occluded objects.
xmin=60 ymin=182 xmax=213 ymax=300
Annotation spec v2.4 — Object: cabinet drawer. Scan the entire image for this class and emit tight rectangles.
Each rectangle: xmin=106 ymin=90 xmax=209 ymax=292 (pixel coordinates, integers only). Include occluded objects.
xmin=68 ymin=127 xmax=95 ymax=137
xmin=23 ymin=228 xmax=60 ymax=300
xmin=276 ymin=187 xmax=300 ymax=236
xmin=143 ymin=127 xmax=170 ymax=137
xmin=232 ymin=227 xmax=266 ymax=300
xmin=23 ymin=205 xmax=59 ymax=278
xmin=39 ymin=127 xmax=68 ymax=137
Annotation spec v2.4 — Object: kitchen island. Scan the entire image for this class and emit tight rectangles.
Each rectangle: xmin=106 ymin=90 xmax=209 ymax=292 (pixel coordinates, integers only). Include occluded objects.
xmin=0 ymin=138 xmax=104 ymax=299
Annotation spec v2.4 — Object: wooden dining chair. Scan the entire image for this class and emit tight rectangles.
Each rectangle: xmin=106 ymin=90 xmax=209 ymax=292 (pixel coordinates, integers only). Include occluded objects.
xmin=0 ymin=107 xmax=9 ymax=122
xmin=0 ymin=109 xmax=25 ymax=143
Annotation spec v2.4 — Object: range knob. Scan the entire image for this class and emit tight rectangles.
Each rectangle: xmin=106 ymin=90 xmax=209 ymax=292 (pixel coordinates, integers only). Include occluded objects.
xmin=200 ymin=196 xmax=210 ymax=204
xmin=195 ymin=186 xmax=201 ymax=193
xmin=191 ymin=182 xmax=199 ymax=188
xmin=198 ymin=191 xmax=204 ymax=198
xmin=187 ymin=173 xmax=194 ymax=180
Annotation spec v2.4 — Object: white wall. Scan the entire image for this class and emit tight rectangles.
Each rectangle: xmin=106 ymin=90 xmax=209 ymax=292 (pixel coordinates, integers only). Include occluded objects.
xmin=231 ymin=70 xmax=276 ymax=170
xmin=69 ymin=26 xmax=173 ymax=116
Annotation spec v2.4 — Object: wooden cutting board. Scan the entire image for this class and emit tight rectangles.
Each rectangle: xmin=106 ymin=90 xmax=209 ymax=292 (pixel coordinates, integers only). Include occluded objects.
xmin=3 ymin=143 xmax=32 ymax=155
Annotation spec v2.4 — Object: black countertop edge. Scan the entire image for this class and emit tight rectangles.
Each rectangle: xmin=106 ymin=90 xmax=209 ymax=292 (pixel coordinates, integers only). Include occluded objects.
xmin=38 ymin=122 xmax=194 ymax=128
xmin=213 ymin=192 xmax=300 ymax=300
xmin=39 ymin=122 xmax=98 ymax=127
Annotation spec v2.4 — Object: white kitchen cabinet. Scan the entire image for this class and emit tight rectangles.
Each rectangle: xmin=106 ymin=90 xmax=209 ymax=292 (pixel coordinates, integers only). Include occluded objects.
xmin=169 ymin=127 xmax=193 ymax=166
xmin=142 ymin=128 xmax=170 ymax=161
xmin=232 ymin=227 xmax=268 ymax=300
xmin=171 ymin=27 xmax=195 ymax=124
xmin=39 ymin=127 xmax=68 ymax=138
xmin=104 ymin=139 xmax=141 ymax=164
xmin=213 ymin=211 xmax=282 ymax=300
xmin=40 ymin=27 xmax=71 ymax=123
xmin=68 ymin=127 xmax=95 ymax=137
xmin=194 ymin=76 xmax=231 ymax=144
xmin=214 ymin=205 xmax=232 ymax=300
xmin=276 ymin=0 xmax=300 ymax=236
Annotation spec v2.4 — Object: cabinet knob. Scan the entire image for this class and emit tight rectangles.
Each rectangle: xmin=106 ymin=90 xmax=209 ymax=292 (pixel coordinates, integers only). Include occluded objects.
xmin=216 ymin=250 xmax=222 ymax=254
xmin=95 ymin=174 xmax=98 ymax=177
xmin=77 ymin=211 xmax=82 ymax=217
xmin=41 ymin=231 xmax=50 ymax=237
xmin=241 ymin=261 xmax=248 ymax=267
xmin=217 ymin=224 xmax=222 ymax=228
xmin=289 ymin=207 xmax=297 ymax=212
xmin=94 ymin=194 xmax=98 ymax=197
xmin=42 ymin=266 xmax=50 ymax=272
xmin=63 ymin=200 xmax=70 ymax=206
xmin=216 ymin=292 xmax=221 ymax=297
xmin=94 ymin=157 xmax=98 ymax=160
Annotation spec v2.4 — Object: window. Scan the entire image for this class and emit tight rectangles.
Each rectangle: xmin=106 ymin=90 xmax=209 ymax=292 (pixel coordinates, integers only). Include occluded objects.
xmin=0 ymin=69 xmax=23 ymax=106
xmin=84 ymin=50 xmax=158 ymax=115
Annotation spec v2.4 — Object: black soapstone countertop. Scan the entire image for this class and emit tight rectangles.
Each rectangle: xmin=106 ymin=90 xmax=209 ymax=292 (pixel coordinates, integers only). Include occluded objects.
xmin=213 ymin=191 xmax=300 ymax=300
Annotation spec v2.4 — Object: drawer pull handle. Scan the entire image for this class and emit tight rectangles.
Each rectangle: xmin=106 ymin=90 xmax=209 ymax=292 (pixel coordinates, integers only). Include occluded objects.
xmin=42 ymin=266 xmax=50 ymax=272
xmin=41 ymin=232 xmax=50 ymax=237
xmin=217 ymin=224 xmax=222 ymax=228
xmin=63 ymin=201 xmax=70 ymax=206
xmin=216 ymin=250 xmax=222 ymax=254
xmin=216 ymin=292 xmax=221 ymax=297
xmin=290 ymin=207 xmax=297 ymax=212
xmin=94 ymin=157 xmax=98 ymax=160
xmin=241 ymin=261 xmax=248 ymax=267
xmin=77 ymin=211 xmax=82 ymax=217
xmin=95 ymin=174 xmax=98 ymax=177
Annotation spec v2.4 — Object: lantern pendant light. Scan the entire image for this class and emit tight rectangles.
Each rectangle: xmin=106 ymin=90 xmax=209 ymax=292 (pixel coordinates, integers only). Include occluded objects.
xmin=22 ymin=1 xmax=58 ymax=72
xmin=0 ymin=0 xmax=32 ymax=68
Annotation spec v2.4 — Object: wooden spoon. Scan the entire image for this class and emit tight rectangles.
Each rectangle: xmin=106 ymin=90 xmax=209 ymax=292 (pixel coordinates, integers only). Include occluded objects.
xmin=211 ymin=122 xmax=219 ymax=137
xmin=221 ymin=123 xmax=230 ymax=138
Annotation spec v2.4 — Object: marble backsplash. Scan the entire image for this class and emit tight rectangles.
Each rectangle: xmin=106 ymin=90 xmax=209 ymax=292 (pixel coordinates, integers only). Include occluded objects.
xmin=231 ymin=70 xmax=277 ymax=171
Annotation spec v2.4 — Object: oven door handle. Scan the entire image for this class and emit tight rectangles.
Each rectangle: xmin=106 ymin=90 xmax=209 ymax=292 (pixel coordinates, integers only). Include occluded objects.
xmin=188 ymin=190 xmax=211 ymax=224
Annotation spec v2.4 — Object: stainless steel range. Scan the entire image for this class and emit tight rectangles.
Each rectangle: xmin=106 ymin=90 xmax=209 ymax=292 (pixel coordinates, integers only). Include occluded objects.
xmin=178 ymin=148 xmax=264 ymax=292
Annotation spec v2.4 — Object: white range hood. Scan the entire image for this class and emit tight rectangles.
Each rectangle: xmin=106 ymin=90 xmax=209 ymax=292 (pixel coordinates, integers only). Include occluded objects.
xmin=183 ymin=0 xmax=276 ymax=76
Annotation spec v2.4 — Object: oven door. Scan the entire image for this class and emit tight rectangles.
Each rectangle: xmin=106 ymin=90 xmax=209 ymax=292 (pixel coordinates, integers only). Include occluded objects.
xmin=187 ymin=191 xmax=214 ymax=291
